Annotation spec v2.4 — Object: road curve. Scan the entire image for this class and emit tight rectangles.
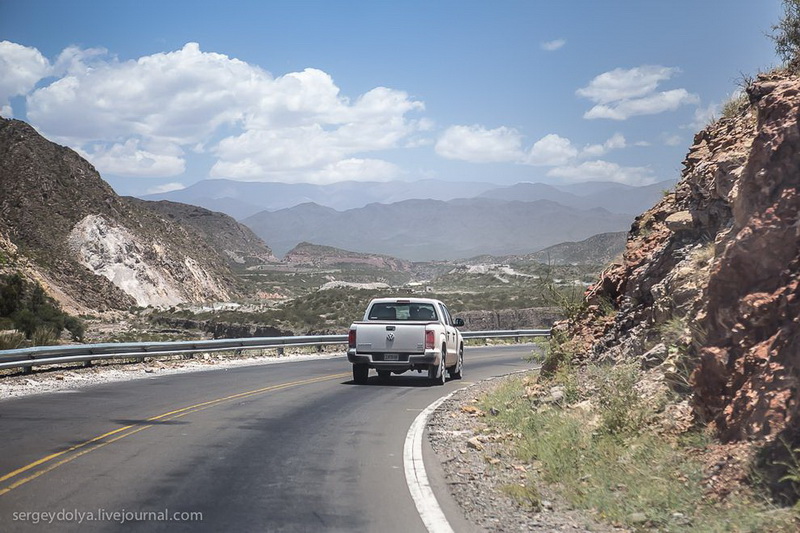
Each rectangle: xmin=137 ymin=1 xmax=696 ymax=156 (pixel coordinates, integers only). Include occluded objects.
xmin=0 ymin=344 xmax=538 ymax=532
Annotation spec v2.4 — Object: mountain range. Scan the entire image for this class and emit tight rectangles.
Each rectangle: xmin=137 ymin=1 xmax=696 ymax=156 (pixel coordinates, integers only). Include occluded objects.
xmin=142 ymin=179 xmax=498 ymax=219
xmin=143 ymin=177 xmax=674 ymax=220
xmin=145 ymin=176 xmax=671 ymax=261
xmin=243 ymin=198 xmax=635 ymax=261
xmin=0 ymin=118 xmax=275 ymax=311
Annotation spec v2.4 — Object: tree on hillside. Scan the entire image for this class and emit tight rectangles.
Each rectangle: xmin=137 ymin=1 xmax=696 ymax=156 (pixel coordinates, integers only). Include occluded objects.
xmin=0 ymin=273 xmax=85 ymax=342
xmin=771 ymin=0 xmax=800 ymax=70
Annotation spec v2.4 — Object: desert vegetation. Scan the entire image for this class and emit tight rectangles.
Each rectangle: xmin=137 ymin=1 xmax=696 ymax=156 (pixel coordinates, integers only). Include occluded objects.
xmin=479 ymin=363 xmax=797 ymax=531
xmin=0 ymin=274 xmax=84 ymax=347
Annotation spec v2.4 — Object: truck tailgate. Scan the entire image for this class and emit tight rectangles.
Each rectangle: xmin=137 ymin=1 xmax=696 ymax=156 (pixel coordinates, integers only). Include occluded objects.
xmin=353 ymin=322 xmax=427 ymax=353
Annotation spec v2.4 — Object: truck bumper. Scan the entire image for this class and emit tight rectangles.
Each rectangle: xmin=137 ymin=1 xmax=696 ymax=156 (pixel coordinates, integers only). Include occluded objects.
xmin=347 ymin=349 xmax=440 ymax=372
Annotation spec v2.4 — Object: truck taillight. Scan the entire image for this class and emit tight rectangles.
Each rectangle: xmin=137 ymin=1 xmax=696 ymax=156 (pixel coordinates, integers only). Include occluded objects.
xmin=425 ymin=330 xmax=435 ymax=350
xmin=348 ymin=329 xmax=356 ymax=348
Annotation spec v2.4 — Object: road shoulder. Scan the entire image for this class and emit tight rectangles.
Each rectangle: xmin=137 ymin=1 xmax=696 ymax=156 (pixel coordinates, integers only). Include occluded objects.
xmin=427 ymin=373 xmax=622 ymax=532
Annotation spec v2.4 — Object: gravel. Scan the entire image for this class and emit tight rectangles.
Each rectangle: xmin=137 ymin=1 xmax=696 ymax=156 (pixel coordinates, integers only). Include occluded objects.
xmin=427 ymin=373 xmax=626 ymax=532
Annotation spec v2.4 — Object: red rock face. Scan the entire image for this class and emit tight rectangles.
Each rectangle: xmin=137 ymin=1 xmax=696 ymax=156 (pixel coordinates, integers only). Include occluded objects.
xmin=558 ymin=72 xmax=800 ymax=501
xmin=694 ymin=76 xmax=800 ymax=443
xmin=563 ymin=73 xmax=800 ymax=445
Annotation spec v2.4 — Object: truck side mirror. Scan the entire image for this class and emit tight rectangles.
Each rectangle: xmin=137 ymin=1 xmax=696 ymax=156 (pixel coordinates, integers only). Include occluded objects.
xmin=453 ymin=318 xmax=465 ymax=327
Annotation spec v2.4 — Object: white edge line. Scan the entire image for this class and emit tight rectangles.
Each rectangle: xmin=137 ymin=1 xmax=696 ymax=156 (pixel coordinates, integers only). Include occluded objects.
xmin=404 ymin=389 xmax=459 ymax=533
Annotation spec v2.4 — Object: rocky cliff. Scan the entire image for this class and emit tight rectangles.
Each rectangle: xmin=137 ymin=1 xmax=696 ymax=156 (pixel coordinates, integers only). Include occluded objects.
xmin=558 ymin=71 xmax=800 ymax=502
xmin=0 ymin=118 xmax=271 ymax=311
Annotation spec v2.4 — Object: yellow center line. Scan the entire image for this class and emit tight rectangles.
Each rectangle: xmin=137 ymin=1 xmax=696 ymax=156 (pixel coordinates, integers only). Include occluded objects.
xmin=0 ymin=371 xmax=349 ymax=497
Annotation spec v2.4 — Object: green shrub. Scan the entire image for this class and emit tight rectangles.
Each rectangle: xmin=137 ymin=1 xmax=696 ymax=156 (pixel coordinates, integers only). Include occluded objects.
xmin=0 ymin=331 xmax=25 ymax=350
xmin=30 ymin=327 xmax=59 ymax=347
xmin=772 ymin=0 xmax=800 ymax=69
xmin=721 ymin=92 xmax=750 ymax=119
xmin=592 ymin=363 xmax=645 ymax=436
xmin=539 ymin=329 xmax=577 ymax=378
xmin=0 ymin=273 xmax=85 ymax=342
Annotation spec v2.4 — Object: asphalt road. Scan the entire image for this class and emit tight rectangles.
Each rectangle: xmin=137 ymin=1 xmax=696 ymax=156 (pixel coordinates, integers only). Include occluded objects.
xmin=0 ymin=344 xmax=540 ymax=532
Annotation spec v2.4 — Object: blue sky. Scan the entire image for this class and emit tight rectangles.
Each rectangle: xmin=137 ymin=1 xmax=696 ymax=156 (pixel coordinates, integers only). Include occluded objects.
xmin=0 ymin=0 xmax=783 ymax=196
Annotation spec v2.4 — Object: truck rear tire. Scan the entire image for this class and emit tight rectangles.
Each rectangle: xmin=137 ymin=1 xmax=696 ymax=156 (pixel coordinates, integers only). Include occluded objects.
xmin=449 ymin=345 xmax=463 ymax=380
xmin=428 ymin=347 xmax=446 ymax=386
xmin=353 ymin=363 xmax=369 ymax=384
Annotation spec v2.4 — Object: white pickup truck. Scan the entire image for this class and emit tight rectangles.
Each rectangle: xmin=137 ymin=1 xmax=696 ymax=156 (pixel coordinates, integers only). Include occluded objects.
xmin=347 ymin=297 xmax=465 ymax=385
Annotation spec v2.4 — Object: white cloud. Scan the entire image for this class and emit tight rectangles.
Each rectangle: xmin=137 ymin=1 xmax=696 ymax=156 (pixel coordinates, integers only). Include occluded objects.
xmin=211 ymin=157 xmax=400 ymax=184
xmin=146 ymin=182 xmax=186 ymax=194
xmin=525 ymin=134 xmax=578 ymax=165
xmin=80 ymin=139 xmax=186 ymax=177
xmin=581 ymin=133 xmax=626 ymax=157
xmin=541 ymin=39 xmax=566 ymax=52
xmin=435 ymin=124 xmax=523 ymax=163
xmin=52 ymin=45 xmax=108 ymax=77
xmin=577 ymin=66 xmax=677 ymax=104
xmin=28 ymin=43 xmax=261 ymax=145
xmin=577 ymin=65 xmax=698 ymax=121
xmin=584 ymin=89 xmax=699 ymax=120
xmin=0 ymin=41 xmax=51 ymax=117
xmin=314 ymin=158 xmax=401 ymax=183
xmin=662 ymin=134 xmax=684 ymax=147
xmin=16 ymin=42 xmax=426 ymax=184
xmin=436 ymin=128 xmax=638 ymax=179
xmin=547 ymin=160 xmax=655 ymax=186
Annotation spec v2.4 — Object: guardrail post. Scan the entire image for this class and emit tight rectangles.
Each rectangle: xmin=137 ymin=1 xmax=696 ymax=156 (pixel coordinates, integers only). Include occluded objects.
xmin=83 ymin=360 xmax=93 ymax=368
xmin=277 ymin=347 xmax=284 ymax=356
xmin=316 ymin=344 xmax=323 ymax=353
xmin=22 ymin=365 xmax=32 ymax=375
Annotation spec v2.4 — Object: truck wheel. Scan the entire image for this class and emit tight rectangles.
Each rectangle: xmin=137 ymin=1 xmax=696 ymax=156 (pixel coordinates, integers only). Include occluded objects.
xmin=353 ymin=364 xmax=369 ymax=384
xmin=428 ymin=347 xmax=446 ymax=386
xmin=449 ymin=345 xmax=463 ymax=380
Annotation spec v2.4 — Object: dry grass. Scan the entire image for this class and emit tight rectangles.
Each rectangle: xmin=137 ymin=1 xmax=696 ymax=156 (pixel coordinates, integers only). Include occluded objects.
xmin=479 ymin=367 xmax=798 ymax=532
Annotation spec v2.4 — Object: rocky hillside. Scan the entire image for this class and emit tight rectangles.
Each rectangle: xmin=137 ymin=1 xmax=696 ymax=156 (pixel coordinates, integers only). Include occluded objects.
xmin=126 ymin=199 xmax=278 ymax=269
xmin=559 ymin=71 xmax=800 ymax=502
xmin=0 ymin=118 xmax=264 ymax=311
xmin=525 ymin=231 xmax=627 ymax=266
xmin=283 ymin=242 xmax=413 ymax=271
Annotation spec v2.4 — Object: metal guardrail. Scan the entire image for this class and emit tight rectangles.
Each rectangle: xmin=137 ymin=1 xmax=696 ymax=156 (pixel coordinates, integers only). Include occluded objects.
xmin=461 ymin=329 xmax=551 ymax=339
xmin=0 ymin=329 xmax=550 ymax=372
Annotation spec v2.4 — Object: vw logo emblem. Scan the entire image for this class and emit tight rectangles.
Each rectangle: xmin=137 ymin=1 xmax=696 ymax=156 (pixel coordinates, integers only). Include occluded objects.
xmin=387 ymin=333 xmax=395 ymax=341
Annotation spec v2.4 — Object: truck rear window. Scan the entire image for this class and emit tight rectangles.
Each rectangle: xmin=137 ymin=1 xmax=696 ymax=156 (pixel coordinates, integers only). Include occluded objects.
xmin=368 ymin=303 xmax=438 ymax=321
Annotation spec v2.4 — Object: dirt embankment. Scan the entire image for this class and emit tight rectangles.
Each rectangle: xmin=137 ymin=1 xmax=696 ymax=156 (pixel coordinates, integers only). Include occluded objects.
xmin=559 ymin=71 xmax=800 ymax=503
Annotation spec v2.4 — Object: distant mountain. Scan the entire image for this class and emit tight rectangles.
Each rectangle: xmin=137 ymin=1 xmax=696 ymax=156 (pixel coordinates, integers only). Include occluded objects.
xmin=525 ymin=231 xmax=627 ymax=265
xmin=244 ymin=198 xmax=634 ymax=261
xmin=0 ymin=118 xmax=263 ymax=311
xmin=284 ymin=242 xmax=413 ymax=272
xmin=142 ymin=178 xmax=497 ymax=219
xmin=479 ymin=180 xmax=675 ymax=215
